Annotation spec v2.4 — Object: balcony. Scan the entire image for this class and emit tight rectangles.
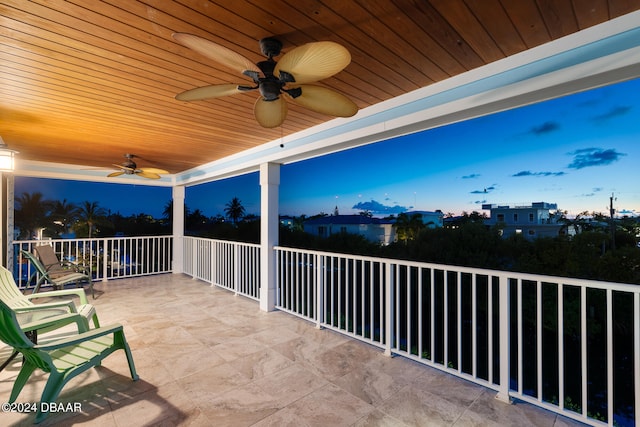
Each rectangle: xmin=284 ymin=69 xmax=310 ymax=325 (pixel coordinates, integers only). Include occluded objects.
xmin=1 ymin=272 xmax=588 ymax=426
xmin=4 ymin=236 xmax=639 ymax=426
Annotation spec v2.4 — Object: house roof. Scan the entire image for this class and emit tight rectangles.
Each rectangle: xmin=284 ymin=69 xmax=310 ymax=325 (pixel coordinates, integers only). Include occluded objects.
xmin=304 ymin=215 xmax=394 ymax=226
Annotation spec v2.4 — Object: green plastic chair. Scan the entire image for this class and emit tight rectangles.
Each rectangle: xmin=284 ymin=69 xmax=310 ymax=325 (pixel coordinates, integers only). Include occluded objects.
xmin=0 ymin=298 xmax=138 ymax=423
xmin=0 ymin=265 xmax=100 ymax=372
xmin=0 ymin=265 xmax=99 ymax=329
xmin=21 ymin=249 xmax=94 ymax=298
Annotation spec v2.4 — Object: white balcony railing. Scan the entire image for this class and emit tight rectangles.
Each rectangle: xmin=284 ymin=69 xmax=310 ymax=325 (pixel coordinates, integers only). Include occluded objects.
xmin=12 ymin=236 xmax=637 ymax=426
xmin=183 ymin=236 xmax=260 ymax=300
xmin=13 ymin=236 xmax=173 ymax=289
xmin=273 ymin=246 xmax=640 ymax=427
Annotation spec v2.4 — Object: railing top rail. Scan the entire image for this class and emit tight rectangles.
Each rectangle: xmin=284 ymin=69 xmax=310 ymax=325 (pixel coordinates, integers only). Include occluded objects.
xmin=184 ymin=236 xmax=260 ymax=248
xmin=15 ymin=236 xmax=173 ymax=245
xmin=273 ymin=245 xmax=640 ymax=293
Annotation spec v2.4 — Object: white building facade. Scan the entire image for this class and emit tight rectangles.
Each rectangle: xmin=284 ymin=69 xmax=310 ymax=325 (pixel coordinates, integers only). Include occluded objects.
xmin=482 ymin=202 xmax=564 ymax=239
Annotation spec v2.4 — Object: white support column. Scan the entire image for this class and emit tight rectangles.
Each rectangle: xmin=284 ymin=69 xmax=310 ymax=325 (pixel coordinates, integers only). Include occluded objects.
xmin=172 ymin=185 xmax=185 ymax=274
xmin=0 ymin=173 xmax=14 ymax=268
xmin=259 ymin=162 xmax=279 ymax=312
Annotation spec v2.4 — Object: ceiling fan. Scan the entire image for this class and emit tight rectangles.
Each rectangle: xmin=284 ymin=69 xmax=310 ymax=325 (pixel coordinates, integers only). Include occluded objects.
xmin=107 ymin=154 xmax=169 ymax=180
xmin=172 ymin=33 xmax=359 ymax=128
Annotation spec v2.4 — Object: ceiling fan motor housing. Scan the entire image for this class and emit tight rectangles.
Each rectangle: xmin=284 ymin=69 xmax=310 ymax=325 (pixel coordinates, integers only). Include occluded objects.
xmin=122 ymin=156 xmax=137 ymax=173
xmin=259 ymin=37 xmax=282 ymax=58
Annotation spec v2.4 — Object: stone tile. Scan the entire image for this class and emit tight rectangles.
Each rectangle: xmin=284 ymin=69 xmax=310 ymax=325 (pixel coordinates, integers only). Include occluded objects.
xmin=352 ymin=409 xmax=412 ymax=427
xmin=377 ymin=385 xmax=467 ymax=427
xmin=252 ymin=383 xmax=374 ymax=427
xmin=176 ymin=362 xmax=251 ymax=404
xmin=197 ymin=382 xmax=281 ymax=426
xmin=456 ymin=391 xmax=564 ymax=427
xmin=253 ymin=363 xmax=329 ymax=407
xmin=232 ymin=347 xmax=295 ymax=380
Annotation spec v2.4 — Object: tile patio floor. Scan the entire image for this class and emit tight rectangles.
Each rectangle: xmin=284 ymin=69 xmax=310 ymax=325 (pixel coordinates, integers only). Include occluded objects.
xmin=0 ymin=274 xmax=587 ymax=426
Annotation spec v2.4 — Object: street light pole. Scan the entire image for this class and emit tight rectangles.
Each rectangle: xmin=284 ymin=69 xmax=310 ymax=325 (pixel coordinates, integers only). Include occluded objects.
xmin=609 ymin=193 xmax=616 ymax=251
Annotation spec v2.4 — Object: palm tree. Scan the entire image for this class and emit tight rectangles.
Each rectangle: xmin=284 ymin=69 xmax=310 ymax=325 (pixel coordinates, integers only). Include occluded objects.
xmin=14 ymin=192 xmax=52 ymax=239
xmin=162 ymin=199 xmax=190 ymax=225
xmin=224 ymin=197 xmax=245 ymax=225
xmin=76 ymin=201 xmax=108 ymax=238
xmin=394 ymin=212 xmax=424 ymax=244
xmin=49 ymin=199 xmax=78 ymax=236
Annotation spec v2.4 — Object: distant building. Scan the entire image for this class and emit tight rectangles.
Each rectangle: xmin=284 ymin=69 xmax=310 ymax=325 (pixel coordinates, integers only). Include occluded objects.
xmin=303 ymin=215 xmax=396 ymax=245
xmin=482 ymin=202 xmax=564 ymax=239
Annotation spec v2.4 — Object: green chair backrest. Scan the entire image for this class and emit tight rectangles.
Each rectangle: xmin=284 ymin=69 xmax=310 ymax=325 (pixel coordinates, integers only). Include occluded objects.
xmin=34 ymin=245 xmax=69 ymax=278
xmin=0 ymin=299 xmax=33 ymax=350
xmin=21 ymin=249 xmax=47 ymax=276
xmin=0 ymin=264 xmax=34 ymax=309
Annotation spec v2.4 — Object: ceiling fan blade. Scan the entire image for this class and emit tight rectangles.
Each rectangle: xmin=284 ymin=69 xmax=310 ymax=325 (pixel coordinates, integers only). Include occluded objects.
xmin=112 ymin=163 xmax=135 ymax=172
xmin=140 ymin=167 xmax=169 ymax=175
xmin=254 ymin=97 xmax=287 ymax=128
xmin=172 ymin=33 xmax=259 ymax=75
xmin=288 ymin=85 xmax=358 ymax=117
xmin=274 ymin=41 xmax=351 ymax=84
xmin=107 ymin=171 xmax=125 ymax=178
xmin=136 ymin=171 xmax=161 ymax=179
xmin=176 ymin=84 xmax=243 ymax=101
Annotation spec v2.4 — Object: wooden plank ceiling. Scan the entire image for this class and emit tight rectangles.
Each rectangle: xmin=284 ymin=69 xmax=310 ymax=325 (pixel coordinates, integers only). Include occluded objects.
xmin=1 ymin=0 xmax=639 ymax=174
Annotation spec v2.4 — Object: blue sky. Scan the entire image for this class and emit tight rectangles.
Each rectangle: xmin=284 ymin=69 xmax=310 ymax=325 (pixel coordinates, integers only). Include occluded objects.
xmin=15 ymin=77 xmax=640 ymax=219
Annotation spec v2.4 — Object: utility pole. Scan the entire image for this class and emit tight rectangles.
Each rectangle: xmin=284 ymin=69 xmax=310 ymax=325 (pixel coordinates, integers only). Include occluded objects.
xmin=609 ymin=193 xmax=616 ymax=251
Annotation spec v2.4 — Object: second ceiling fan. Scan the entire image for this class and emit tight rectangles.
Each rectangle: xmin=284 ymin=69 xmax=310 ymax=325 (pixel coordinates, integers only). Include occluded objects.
xmin=107 ymin=154 xmax=169 ymax=180
xmin=172 ymin=33 xmax=358 ymax=128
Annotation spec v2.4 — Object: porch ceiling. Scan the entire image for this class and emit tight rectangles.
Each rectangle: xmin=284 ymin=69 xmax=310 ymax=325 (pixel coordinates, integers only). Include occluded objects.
xmin=2 ymin=1 xmax=640 ymax=186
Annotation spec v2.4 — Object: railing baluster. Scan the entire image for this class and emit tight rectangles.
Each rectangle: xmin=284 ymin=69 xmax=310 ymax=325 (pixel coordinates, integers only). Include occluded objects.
xmin=537 ymin=280 xmax=542 ymax=401
xmin=635 ymin=292 xmax=640 ymax=427
xmin=559 ymin=283 xmax=565 ymax=411
xmin=581 ymin=286 xmax=587 ymax=418
xmin=457 ymin=271 xmax=462 ymax=373
xmin=472 ymin=273 xmax=477 ymax=379
xmin=517 ymin=279 xmax=523 ymax=395
xmin=444 ymin=270 xmax=448 ymax=369
xmin=606 ymin=289 xmax=613 ymax=425
xmin=488 ymin=275 xmax=493 ymax=384
xmin=384 ymin=261 xmax=392 ymax=357
xmin=430 ymin=268 xmax=435 ymax=363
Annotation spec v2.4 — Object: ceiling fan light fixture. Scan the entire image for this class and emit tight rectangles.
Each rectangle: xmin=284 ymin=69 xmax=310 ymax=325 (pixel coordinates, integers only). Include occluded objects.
xmin=254 ymin=97 xmax=287 ymax=128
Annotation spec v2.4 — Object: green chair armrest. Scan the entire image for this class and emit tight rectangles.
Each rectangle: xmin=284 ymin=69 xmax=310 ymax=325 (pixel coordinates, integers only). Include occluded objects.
xmin=26 ymin=288 xmax=90 ymax=305
xmin=44 ymin=261 xmax=89 ymax=276
xmin=14 ymin=300 xmax=77 ymax=313
xmin=20 ymin=313 xmax=89 ymax=334
xmin=35 ymin=323 xmax=124 ymax=351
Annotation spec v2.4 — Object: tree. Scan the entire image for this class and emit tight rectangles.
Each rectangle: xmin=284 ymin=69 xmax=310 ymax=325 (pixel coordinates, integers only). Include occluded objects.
xmin=186 ymin=208 xmax=208 ymax=230
xmin=76 ymin=201 xmax=108 ymax=238
xmin=224 ymin=197 xmax=245 ymax=225
xmin=49 ymin=199 xmax=78 ymax=236
xmin=15 ymin=192 xmax=52 ymax=239
xmin=163 ymin=199 xmax=190 ymax=226
xmin=394 ymin=212 xmax=424 ymax=244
